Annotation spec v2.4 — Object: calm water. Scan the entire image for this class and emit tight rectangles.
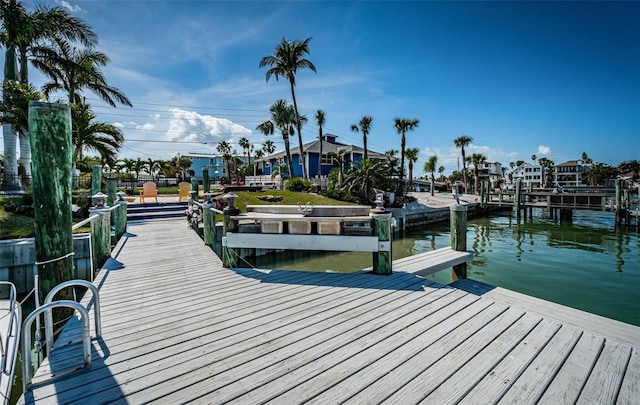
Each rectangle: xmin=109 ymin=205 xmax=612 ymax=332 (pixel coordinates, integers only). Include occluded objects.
xmin=251 ymin=209 xmax=640 ymax=326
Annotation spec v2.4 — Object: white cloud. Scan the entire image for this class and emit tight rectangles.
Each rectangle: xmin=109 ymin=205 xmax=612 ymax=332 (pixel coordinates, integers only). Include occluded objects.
xmin=537 ymin=145 xmax=552 ymax=155
xmin=59 ymin=1 xmax=82 ymax=12
xmin=165 ymin=109 xmax=252 ymax=144
xmin=136 ymin=123 xmax=155 ymax=131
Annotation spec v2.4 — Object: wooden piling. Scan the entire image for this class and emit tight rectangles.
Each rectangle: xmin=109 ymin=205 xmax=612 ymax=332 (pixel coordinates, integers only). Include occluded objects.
xmin=28 ymin=102 xmax=74 ymax=300
xmin=450 ymin=204 xmax=468 ymax=280
xmin=202 ymin=168 xmax=210 ymax=195
xmin=191 ymin=179 xmax=199 ymax=202
xmin=114 ymin=200 xmax=127 ymax=241
xmin=203 ymin=202 xmax=216 ymax=248
xmin=371 ymin=212 xmax=392 ymax=275
xmin=515 ymin=180 xmax=522 ymax=219
xmin=106 ymin=177 xmax=116 ymax=207
xmin=615 ymin=178 xmax=622 ymax=226
xmin=91 ymin=164 xmax=102 ymax=205
xmin=222 ymin=206 xmax=239 ymax=267
xmin=89 ymin=207 xmax=111 ymax=272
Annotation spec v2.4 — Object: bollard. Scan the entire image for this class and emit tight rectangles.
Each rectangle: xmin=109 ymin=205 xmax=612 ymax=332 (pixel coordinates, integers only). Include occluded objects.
xmin=450 ymin=204 xmax=468 ymax=280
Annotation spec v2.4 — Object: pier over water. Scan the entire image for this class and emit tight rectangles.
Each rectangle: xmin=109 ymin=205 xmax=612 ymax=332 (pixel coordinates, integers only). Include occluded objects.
xmin=19 ymin=217 xmax=639 ymax=404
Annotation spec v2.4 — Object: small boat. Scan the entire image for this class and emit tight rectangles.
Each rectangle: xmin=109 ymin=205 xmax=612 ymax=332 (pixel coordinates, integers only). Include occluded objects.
xmin=0 ymin=282 xmax=21 ymax=405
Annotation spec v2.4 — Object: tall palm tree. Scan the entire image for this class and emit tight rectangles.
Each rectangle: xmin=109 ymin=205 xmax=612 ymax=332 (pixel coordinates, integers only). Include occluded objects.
xmin=469 ymin=152 xmax=487 ymax=194
xmin=216 ymin=140 xmax=231 ymax=179
xmin=259 ymin=37 xmax=317 ymax=179
xmin=315 ymin=109 xmax=325 ymax=177
xmin=238 ymin=136 xmax=251 ymax=170
xmin=385 ymin=149 xmax=399 ymax=179
xmin=257 ymin=99 xmax=297 ymax=178
xmin=405 ymin=147 xmax=419 ymax=190
xmin=393 ymin=117 xmax=420 ymax=193
xmin=32 ymin=38 xmax=131 ymax=108
xmin=350 ymin=115 xmax=373 ymax=160
xmin=253 ymin=149 xmax=264 ymax=176
xmin=424 ymin=155 xmax=438 ymax=196
xmin=71 ymin=101 xmax=124 ymax=169
xmin=453 ymin=135 xmax=473 ymax=192
xmin=438 ymin=165 xmax=445 ymax=181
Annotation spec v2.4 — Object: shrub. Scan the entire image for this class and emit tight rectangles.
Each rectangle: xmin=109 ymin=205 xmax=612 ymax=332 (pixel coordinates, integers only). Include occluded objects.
xmin=285 ymin=178 xmax=312 ymax=192
xmin=320 ymin=189 xmax=365 ymax=204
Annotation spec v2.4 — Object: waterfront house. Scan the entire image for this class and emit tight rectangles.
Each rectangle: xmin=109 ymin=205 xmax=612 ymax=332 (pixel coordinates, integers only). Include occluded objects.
xmin=258 ymin=134 xmax=388 ymax=179
xmin=553 ymin=159 xmax=594 ymax=187
xmin=477 ymin=161 xmax=504 ymax=189
xmin=182 ymin=152 xmax=249 ymax=181
xmin=511 ymin=162 xmax=545 ymax=189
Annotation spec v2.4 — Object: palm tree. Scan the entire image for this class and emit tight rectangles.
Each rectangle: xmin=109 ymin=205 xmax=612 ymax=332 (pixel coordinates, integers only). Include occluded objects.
xmin=538 ymin=157 xmax=555 ymax=187
xmin=262 ymin=139 xmax=275 ymax=155
xmin=424 ymin=155 xmax=438 ymax=196
xmin=453 ymin=135 xmax=473 ymax=192
xmin=469 ymin=152 xmax=487 ymax=194
xmin=259 ymin=37 xmax=317 ymax=179
xmin=257 ymin=99 xmax=297 ymax=178
xmin=315 ymin=109 xmax=325 ymax=177
xmin=1 ymin=0 xmax=97 ymax=190
xmin=438 ymin=165 xmax=445 ymax=181
xmin=342 ymin=159 xmax=389 ymax=202
xmin=238 ymin=136 xmax=252 ymax=177
xmin=71 ymin=101 xmax=124 ymax=170
xmin=531 ymin=154 xmax=537 ymax=163
xmin=327 ymin=148 xmax=347 ymax=187
xmin=385 ymin=149 xmax=399 ymax=178
xmin=350 ymin=115 xmax=373 ymax=160
xmin=393 ymin=117 xmax=420 ymax=193
xmin=405 ymin=147 xmax=419 ymax=190
xmin=32 ymin=38 xmax=131 ymax=108
xmin=253 ymin=149 xmax=264 ymax=176
xmin=216 ymin=140 xmax=231 ymax=179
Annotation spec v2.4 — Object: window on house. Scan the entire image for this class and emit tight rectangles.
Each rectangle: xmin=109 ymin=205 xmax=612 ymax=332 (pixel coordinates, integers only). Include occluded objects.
xmin=321 ymin=154 xmax=333 ymax=165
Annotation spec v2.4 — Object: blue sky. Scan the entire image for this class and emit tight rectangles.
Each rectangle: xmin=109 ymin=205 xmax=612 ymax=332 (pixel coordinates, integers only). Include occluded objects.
xmin=10 ymin=0 xmax=640 ymax=176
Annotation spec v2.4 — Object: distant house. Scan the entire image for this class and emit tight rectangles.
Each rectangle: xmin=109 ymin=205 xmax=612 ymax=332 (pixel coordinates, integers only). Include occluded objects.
xmin=182 ymin=152 xmax=248 ymax=181
xmin=477 ymin=161 xmax=504 ymax=189
xmin=553 ymin=159 xmax=594 ymax=187
xmin=258 ymin=134 xmax=387 ymax=178
xmin=511 ymin=163 xmax=544 ymax=189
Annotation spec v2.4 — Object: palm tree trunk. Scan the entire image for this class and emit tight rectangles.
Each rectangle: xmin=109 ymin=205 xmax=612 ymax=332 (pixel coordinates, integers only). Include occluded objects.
xmin=318 ymin=134 xmax=322 ymax=178
xmin=2 ymin=124 xmax=19 ymax=190
xmin=430 ymin=174 xmax=435 ymax=196
xmin=461 ymin=151 xmax=468 ymax=192
xmin=283 ymin=137 xmax=295 ymax=181
xmin=19 ymin=132 xmax=32 ymax=191
xmin=289 ymin=82 xmax=307 ymax=179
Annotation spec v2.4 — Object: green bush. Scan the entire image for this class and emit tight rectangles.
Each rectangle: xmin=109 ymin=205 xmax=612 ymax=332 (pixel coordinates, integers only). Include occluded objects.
xmin=285 ymin=177 xmax=313 ymax=192
xmin=320 ymin=189 xmax=365 ymax=204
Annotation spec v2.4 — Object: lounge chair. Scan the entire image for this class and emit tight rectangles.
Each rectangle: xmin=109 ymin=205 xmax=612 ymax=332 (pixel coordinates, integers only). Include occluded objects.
xmin=178 ymin=182 xmax=191 ymax=202
xmin=140 ymin=181 xmax=158 ymax=203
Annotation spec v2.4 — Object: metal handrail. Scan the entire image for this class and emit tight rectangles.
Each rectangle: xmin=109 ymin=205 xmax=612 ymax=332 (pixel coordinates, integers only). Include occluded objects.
xmin=43 ymin=280 xmax=101 ymax=357
xmin=0 ymin=282 xmax=20 ymax=374
xmin=22 ymin=300 xmax=91 ymax=392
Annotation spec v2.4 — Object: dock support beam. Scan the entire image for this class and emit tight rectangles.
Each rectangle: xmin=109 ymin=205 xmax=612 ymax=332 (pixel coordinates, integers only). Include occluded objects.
xmin=191 ymin=178 xmax=199 ymax=202
xmin=222 ymin=205 xmax=239 ymax=267
xmin=203 ymin=203 xmax=217 ymax=249
xmin=28 ymin=102 xmax=74 ymax=301
xmin=450 ymin=204 xmax=468 ymax=280
xmin=91 ymin=164 xmax=102 ymax=206
xmin=203 ymin=168 xmax=210 ymax=195
xmin=515 ymin=180 xmax=522 ymax=219
xmin=615 ymin=178 xmax=623 ymax=226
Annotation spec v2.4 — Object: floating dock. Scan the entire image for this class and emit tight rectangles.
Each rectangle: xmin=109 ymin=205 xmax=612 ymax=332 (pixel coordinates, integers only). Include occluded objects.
xmin=19 ymin=219 xmax=639 ymax=404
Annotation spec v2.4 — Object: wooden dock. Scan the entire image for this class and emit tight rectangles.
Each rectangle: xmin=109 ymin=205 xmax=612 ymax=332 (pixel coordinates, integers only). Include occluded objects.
xmin=19 ymin=219 xmax=639 ymax=404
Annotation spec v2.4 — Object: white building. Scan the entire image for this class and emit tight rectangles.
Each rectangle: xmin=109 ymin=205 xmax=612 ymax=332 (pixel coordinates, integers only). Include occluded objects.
xmin=511 ymin=163 xmax=544 ymax=189
xmin=477 ymin=161 xmax=504 ymax=189
xmin=553 ymin=159 xmax=594 ymax=187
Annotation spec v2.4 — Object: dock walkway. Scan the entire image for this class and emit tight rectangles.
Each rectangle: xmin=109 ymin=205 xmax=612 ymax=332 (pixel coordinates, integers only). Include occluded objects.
xmin=20 ymin=219 xmax=639 ymax=404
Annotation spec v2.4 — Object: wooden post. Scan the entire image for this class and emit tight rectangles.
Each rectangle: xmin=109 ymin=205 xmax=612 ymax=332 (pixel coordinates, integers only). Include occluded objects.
xmin=370 ymin=211 xmax=392 ymax=275
xmin=106 ymin=177 xmax=116 ymax=207
xmin=91 ymin=164 xmax=102 ymax=205
xmin=222 ymin=205 xmax=239 ymax=267
xmin=29 ymin=102 xmax=74 ymax=300
xmin=615 ymin=178 xmax=622 ymax=226
xmin=450 ymin=204 xmax=468 ymax=280
xmin=203 ymin=202 xmax=217 ymax=248
xmin=114 ymin=199 xmax=127 ymax=241
xmin=89 ymin=207 xmax=112 ymax=272
xmin=191 ymin=178 xmax=199 ymax=202
xmin=515 ymin=180 xmax=522 ymax=219
xmin=202 ymin=168 xmax=210 ymax=195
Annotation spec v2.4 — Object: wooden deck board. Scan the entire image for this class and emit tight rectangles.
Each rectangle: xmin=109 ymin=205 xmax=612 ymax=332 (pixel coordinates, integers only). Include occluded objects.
xmin=19 ymin=219 xmax=640 ymax=404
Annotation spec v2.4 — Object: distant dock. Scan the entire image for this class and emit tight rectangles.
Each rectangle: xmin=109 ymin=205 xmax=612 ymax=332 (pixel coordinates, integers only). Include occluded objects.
xmin=19 ymin=218 xmax=639 ymax=404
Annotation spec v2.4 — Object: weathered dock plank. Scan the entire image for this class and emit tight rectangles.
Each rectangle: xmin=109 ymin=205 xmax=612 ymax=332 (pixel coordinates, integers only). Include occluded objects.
xmin=19 ymin=219 xmax=640 ymax=405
